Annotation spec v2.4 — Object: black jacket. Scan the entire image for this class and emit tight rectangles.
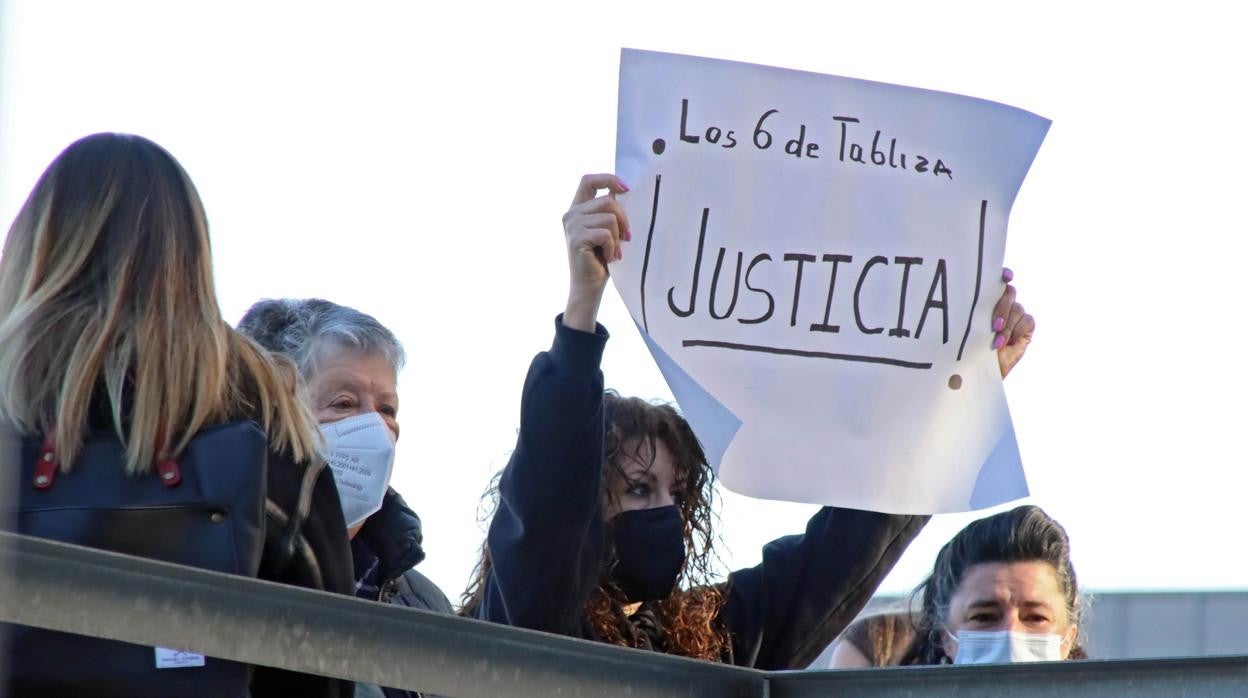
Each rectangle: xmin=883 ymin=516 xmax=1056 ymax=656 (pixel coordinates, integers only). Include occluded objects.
xmin=472 ymin=318 xmax=929 ymax=670
xmin=353 ymin=489 xmax=453 ymax=613
xmin=351 ymin=490 xmax=453 ymax=698
xmin=3 ymin=418 xmax=355 ymax=698
xmin=251 ymin=446 xmax=357 ymax=697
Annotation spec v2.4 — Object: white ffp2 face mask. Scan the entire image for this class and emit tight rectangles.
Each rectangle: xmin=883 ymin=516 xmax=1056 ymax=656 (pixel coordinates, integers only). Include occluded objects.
xmin=319 ymin=411 xmax=396 ymax=529
xmin=950 ymin=630 xmax=1064 ymax=665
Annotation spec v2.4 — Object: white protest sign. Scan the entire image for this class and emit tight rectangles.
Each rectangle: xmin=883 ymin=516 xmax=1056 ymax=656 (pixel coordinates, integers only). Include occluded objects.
xmin=613 ymin=50 xmax=1049 ymax=514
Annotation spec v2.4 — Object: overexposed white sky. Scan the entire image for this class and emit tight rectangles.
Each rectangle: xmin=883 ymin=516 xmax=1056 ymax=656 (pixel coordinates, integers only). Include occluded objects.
xmin=1 ymin=0 xmax=1245 ymax=601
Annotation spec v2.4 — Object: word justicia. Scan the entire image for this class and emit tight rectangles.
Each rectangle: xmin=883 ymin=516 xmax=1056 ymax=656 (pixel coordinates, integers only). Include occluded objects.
xmin=665 ymin=208 xmax=957 ymax=343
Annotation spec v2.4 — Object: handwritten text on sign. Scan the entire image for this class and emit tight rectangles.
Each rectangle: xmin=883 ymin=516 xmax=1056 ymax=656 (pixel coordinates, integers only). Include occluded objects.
xmin=613 ymin=50 xmax=1050 ymax=514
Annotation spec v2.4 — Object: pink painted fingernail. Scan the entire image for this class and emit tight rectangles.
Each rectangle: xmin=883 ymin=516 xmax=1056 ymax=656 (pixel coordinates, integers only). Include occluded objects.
xmin=625 ymin=228 xmax=633 ymax=241
xmin=993 ymin=334 xmax=1006 ymax=350
xmin=992 ymin=316 xmax=1005 ymax=332
xmin=619 ymin=180 xmax=631 ymax=192
xmin=1002 ymin=267 xmax=1014 ymax=283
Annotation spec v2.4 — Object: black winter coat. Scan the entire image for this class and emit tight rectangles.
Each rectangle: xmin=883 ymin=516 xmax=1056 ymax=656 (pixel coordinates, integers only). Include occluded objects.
xmin=351 ymin=489 xmax=454 ymax=698
xmin=2 ymin=415 xmax=355 ymax=698
xmin=471 ymin=318 xmax=929 ymax=670
xmin=251 ymin=445 xmax=357 ymax=697
xmin=352 ymin=489 xmax=453 ymax=613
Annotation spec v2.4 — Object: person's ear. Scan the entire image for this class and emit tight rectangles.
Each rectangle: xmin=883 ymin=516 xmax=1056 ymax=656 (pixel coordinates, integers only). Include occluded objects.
xmin=941 ymin=629 xmax=958 ymax=663
xmin=1060 ymin=624 xmax=1078 ymax=659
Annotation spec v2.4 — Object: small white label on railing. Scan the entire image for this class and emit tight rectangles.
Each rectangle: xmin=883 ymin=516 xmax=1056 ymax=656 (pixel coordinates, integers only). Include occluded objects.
xmin=155 ymin=647 xmax=206 ymax=669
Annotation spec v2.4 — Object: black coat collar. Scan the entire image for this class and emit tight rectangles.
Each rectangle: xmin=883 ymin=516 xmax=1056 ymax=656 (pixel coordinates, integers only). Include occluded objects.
xmin=355 ymin=488 xmax=426 ymax=585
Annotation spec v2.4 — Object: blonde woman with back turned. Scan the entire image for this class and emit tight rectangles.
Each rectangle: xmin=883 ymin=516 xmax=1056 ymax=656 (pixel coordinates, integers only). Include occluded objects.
xmin=0 ymin=133 xmax=353 ymax=698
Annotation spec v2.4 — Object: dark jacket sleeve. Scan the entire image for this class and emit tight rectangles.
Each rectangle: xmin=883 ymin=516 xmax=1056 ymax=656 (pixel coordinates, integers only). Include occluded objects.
xmin=392 ymin=569 xmax=455 ymax=614
xmin=253 ymin=450 xmax=355 ymax=698
xmin=473 ymin=317 xmax=608 ymax=636
xmin=717 ymin=507 xmax=928 ymax=670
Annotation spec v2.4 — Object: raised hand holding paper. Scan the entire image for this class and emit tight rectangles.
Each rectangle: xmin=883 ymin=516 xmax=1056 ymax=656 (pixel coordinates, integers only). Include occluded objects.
xmin=612 ymin=49 xmax=1049 ymax=514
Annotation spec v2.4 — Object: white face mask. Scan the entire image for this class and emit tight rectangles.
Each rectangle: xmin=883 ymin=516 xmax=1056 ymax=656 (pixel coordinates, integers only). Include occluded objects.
xmin=319 ymin=411 xmax=396 ymax=529
xmin=949 ymin=629 xmax=1064 ymax=665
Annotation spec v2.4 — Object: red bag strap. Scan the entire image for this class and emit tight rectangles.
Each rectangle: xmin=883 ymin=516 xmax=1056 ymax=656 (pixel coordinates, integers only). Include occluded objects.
xmin=153 ymin=426 xmax=181 ymax=487
xmin=156 ymin=455 xmax=182 ymax=486
xmin=33 ymin=429 xmax=181 ymax=489
xmin=33 ymin=433 xmax=58 ymax=490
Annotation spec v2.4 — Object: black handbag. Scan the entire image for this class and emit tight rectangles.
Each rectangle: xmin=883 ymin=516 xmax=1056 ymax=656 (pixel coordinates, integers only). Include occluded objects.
xmin=3 ymin=420 xmax=269 ymax=697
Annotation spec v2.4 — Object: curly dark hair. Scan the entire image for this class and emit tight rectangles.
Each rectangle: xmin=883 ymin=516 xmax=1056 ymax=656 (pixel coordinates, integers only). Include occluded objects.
xmin=899 ymin=505 xmax=1086 ymax=665
xmin=459 ymin=391 xmax=729 ymax=661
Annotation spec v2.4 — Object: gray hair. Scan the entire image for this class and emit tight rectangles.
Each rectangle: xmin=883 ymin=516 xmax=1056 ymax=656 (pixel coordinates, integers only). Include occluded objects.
xmin=237 ymin=298 xmax=405 ymax=379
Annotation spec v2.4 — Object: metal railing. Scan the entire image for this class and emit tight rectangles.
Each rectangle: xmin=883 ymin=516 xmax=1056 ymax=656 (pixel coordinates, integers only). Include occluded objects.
xmin=2 ymin=531 xmax=1247 ymax=697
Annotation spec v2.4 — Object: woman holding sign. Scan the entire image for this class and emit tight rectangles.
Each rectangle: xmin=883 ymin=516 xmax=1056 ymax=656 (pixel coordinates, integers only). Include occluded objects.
xmin=461 ymin=174 xmax=1034 ymax=668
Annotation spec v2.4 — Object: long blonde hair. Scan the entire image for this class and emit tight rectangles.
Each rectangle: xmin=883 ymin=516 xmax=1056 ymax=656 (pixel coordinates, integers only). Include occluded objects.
xmin=0 ymin=133 xmax=318 ymax=473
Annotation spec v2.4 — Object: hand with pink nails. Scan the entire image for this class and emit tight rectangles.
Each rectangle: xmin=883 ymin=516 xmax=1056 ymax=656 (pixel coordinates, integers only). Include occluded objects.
xmin=991 ymin=267 xmax=1035 ymax=379
xmin=562 ymin=173 xmax=632 ymax=333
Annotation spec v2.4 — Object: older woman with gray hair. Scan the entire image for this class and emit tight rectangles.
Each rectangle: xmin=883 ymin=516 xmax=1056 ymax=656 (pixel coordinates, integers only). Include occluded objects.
xmin=239 ymin=299 xmax=452 ymax=698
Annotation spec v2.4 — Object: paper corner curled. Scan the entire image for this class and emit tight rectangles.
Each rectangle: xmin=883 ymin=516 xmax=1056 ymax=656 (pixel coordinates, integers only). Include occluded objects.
xmin=968 ymin=424 xmax=1029 ymax=509
xmin=637 ymin=325 xmax=741 ymax=469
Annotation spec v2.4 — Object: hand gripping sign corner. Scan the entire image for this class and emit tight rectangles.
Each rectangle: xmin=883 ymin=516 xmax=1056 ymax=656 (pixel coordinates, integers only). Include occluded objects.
xmin=612 ymin=50 xmax=1050 ymax=514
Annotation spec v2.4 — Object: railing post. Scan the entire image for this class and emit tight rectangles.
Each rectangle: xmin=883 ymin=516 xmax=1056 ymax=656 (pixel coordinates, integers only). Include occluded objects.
xmin=3 ymin=531 xmax=1248 ymax=696
xmin=0 ymin=532 xmax=768 ymax=697
xmin=767 ymin=657 xmax=1248 ymax=697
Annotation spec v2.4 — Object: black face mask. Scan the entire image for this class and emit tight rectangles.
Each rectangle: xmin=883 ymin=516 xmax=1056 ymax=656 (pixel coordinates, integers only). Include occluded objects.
xmin=610 ymin=505 xmax=687 ymax=602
